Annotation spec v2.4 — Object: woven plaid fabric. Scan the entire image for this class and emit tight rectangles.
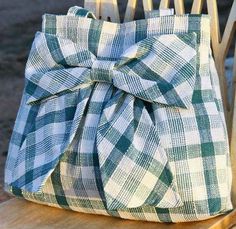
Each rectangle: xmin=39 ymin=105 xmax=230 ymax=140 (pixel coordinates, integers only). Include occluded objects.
xmin=5 ymin=6 xmax=232 ymax=223
xmin=145 ymin=8 xmax=174 ymax=18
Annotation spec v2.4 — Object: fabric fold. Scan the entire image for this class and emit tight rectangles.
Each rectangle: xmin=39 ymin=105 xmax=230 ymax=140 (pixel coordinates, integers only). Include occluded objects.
xmin=96 ymin=92 xmax=183 ymax=209
xmin=11 ymin=87 xmax=92 ymax=192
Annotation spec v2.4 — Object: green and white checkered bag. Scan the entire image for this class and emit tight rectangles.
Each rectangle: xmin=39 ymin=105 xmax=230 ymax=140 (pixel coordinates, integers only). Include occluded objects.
xmin=5 ymin=6 xmax=233 ymax=223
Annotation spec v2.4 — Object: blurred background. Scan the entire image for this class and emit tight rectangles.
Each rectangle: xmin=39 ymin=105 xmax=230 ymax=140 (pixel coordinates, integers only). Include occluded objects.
xmin=0 ymin=0 xmax=234 ymax=203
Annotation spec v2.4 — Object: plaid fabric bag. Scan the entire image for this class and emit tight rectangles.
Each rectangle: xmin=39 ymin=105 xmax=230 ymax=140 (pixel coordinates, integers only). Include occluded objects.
xmin=5 ymin=6 xmax=233 ymax=223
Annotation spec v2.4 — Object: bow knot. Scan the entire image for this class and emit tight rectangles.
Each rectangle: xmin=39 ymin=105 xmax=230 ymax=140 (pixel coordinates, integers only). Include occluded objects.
xmin=91 ymin=59 xmax=116 ymax=83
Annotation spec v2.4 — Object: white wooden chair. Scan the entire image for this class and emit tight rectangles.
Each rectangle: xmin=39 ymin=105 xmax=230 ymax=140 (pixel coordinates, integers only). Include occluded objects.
xmin=1 ymin=1 xmax=235 ymax=228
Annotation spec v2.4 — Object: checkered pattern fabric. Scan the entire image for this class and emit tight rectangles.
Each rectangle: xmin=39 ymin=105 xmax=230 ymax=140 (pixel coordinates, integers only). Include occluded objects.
xmin=5 ymin=6 xmax=232 ymax=223
xmin=145 ymin=8 xmax=174 ymax=18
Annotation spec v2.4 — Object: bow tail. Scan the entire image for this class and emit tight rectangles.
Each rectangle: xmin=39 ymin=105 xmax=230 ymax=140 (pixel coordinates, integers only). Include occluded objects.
xmin=96 ymin=93 xmax=183 ymax=210
xmin=10 ymin=87 xmax=92 ymax=192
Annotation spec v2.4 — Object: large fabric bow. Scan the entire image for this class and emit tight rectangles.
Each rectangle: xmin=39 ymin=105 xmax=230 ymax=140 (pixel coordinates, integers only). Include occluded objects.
xmin=25 ymin=32 xmax=197 ymax=108
xmin=12 ymin=31 xmax=197 ymax=210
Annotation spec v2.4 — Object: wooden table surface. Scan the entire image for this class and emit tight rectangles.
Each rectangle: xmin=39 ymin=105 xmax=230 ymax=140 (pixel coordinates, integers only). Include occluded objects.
xmin=0 ymin=198 xmax=236 ymax=229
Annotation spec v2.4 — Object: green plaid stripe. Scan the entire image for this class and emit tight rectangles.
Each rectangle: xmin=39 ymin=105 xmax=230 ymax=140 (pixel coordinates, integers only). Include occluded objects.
xmin=67 ymin=6 xmax=96 ymax=19
xmin=5 ymin=6 xmax=232 ymax=223
xmin=97 ymin=93 xmax=182 ymax=209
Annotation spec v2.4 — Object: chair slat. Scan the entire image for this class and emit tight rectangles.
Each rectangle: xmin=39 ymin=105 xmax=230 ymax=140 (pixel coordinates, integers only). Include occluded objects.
xmin=174 ymin=0 xmax=185 ymax=15
xmin=230 ymin=44 xmax=236 ymax=207
xmin=228 ymin=0 xmax=236 ymax=208
xmin=233 ymin=44 xmax=236 ymax=85
xmin=219 ymin=1 xmax=236 ymax=63
xmin=159 ymin=0 xmax=170 ymax=9
xmin=206 ymin=0 xmax=221 ymax=55
xmin=84 ymin=0 xmax=120 ymax=22
xmin=143 ymin=0 xmax=153 ymax=12
xmin=191 ymin=0 xmax=204 ymax=14
xmin=100 ymin=0 xmax=120 ymax=22
xmin=221 ymin=0 xmax=236 ymax=129
xmin=231 ymin=60 xmax=236 ymax=206
xmin=124 ymin=0 xmax=137 ymax=22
